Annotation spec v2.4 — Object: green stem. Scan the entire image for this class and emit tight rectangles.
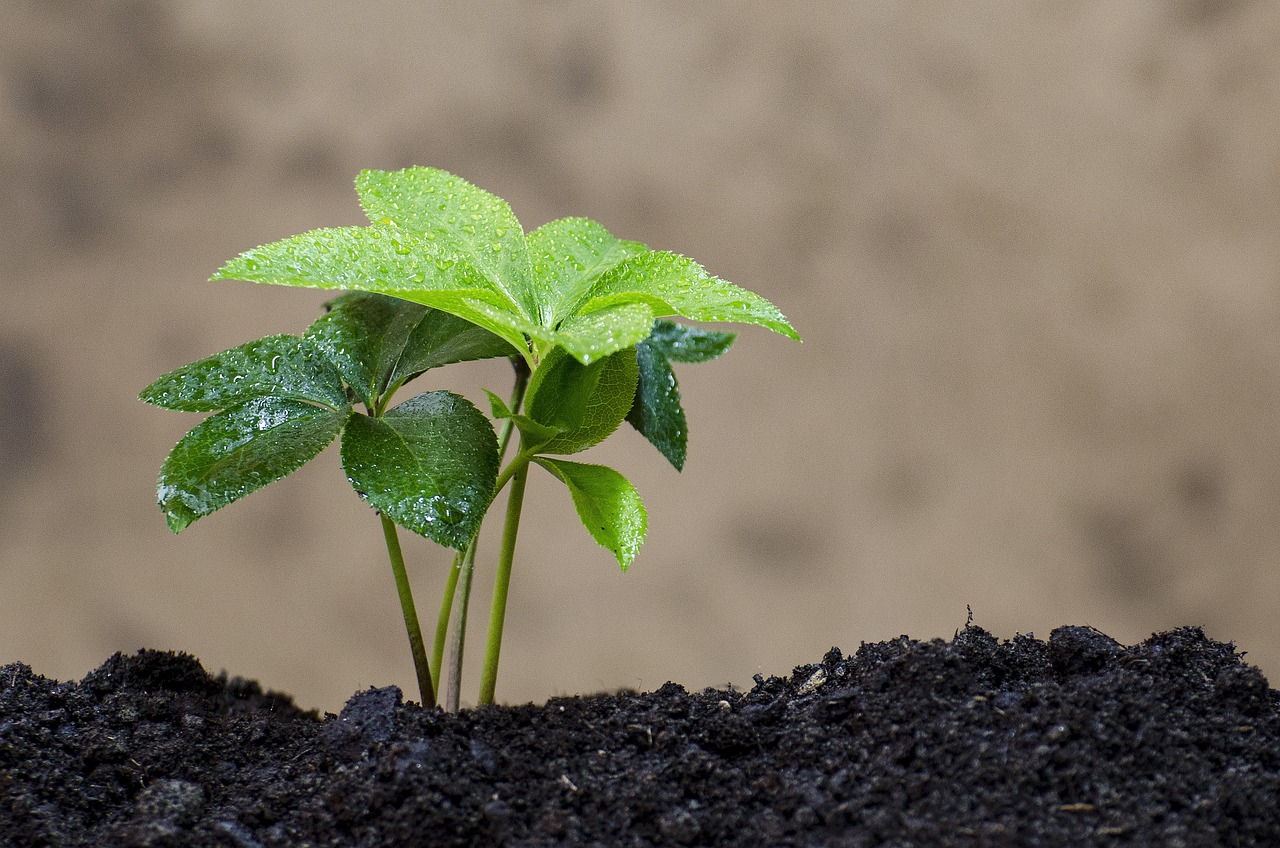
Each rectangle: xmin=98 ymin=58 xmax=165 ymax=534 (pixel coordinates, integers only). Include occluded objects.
xmin=380 ymin=512 xmax=435 ymax=708
xmin=478 ymin=455 xmax=530 ymax=705
xmin=440 ymin=357 xmax=530 ymax=711
xmin=445 ymin=537 xmax=478 ymax=712
xmin=430 ymin=549 xmax=464 ymax=697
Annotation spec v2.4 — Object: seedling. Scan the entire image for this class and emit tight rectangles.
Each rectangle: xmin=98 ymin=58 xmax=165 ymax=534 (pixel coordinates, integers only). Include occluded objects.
xmin=142 ymin=166 xmax=797 ymax=709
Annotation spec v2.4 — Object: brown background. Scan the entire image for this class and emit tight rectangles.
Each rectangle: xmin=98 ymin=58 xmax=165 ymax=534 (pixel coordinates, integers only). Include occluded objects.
xmin=3 ymin=1 xmax=1279 ymax=711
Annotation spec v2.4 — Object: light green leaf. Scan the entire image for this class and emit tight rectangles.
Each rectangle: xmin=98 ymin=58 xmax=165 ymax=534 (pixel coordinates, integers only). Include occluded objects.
xmin=533 ymin=457 xmax=646 ymax=569
xmin=212 ymin=226 xmax=534 ymax=359
xmin=140 ymin=335 xmax=348 ymax=413
xmin=157 ymin=398 xmax=348 ymax=532
xmin=355 ymin=167 xmax=539 ymax=321
xmin=526 ymin=347 xmax=639 ymax=456
xmin=550 ymin=301 xmax=656 ymax=365
xmin=340 ymin=391 xmax=498 ymax=550
xmin=577 ymin=250 xmax=799 ymax=341
xmin=527 ymin=217 xmax=648 ymax=326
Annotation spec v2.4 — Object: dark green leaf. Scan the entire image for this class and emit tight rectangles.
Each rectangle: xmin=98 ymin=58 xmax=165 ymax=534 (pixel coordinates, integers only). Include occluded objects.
xmin=157 ymin=398 xmax=348 ymax=532
xmin=389 ymin=307 xmax=515 ymax=387
xmin=340 ymin=391 xmax=498 ymax=549
xmin=140 ymin=335 xmax=348 ymax=413
xmin=526 ymin=348 xmax=639 ymax=455
xmin=305 ymin=293 xmax=428 ymax=406
xmin=626 ymin=321 xmax=737 ymax=470
xmin=626 ymin=343 xmax=686 ymax=471
xmin=533 ymin=457 xmax=646 ymax=568
xmin=306 ymin=292 xmax=514 ymax=406
xmin=644 ymin=319 xmax=736 ymax=363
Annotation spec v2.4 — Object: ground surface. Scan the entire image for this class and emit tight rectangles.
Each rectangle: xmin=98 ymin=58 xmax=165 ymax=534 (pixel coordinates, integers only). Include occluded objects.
xmin=3 ymin=626 xmax=1277 ymax=847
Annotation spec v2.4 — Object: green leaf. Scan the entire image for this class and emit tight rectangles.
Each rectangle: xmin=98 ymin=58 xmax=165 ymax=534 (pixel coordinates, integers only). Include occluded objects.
xmin=355 ymin=167 xmax=540 ymax=322
xmin=576 ymin=250 xmax=799 ymax=341
xmin=389 ymin=304 xmax=515 ymax=387
xmin=140 ymin=335 xmax=348 ymax=413
xmin=644 ymin=319 xmax=736 ymax=363
xmin=525 ymin=346 xmax=605 ymax=432
xmin=306 ymin=292 xmax=514 ymax=406
xmin=533 ymin=457 xmax=646 ymax=569
xmin=550 ymin=301 xmax=656 ymax=365
xmin=626 ymin=342 xmax=685 ymax=471
xmin=211 ymin=166 xmax=797 ymax=369
xmin=626 ymin=321 xmax=736 ymax=470
xmin=340 ymin=391 xmax=499 ymax=550
xmin=305 ymin=293 xmax=428 ymax=406
xmin=212 ymin=225 xmax=534 ymax=359
xmin=527 ymin=217 xmax=648 ymax=326
xmin=525 ymin=347 xmax=639 ymax=455
xmin=157 ymin=398 xmax=348 ymax=532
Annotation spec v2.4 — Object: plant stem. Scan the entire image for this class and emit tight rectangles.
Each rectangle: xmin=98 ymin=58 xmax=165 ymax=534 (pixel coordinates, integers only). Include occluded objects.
xmin=430 ymin=549 xmax=464 ymax=697
xmin=444 ymin=537 xmax=478 ymax=712
xmin=380 ymin=512 xmax=435 ymax=708
xmin=439 ymin=357 xmax=530 ymax=711
xmin=478 ymin=455 xmax=530 ymax=705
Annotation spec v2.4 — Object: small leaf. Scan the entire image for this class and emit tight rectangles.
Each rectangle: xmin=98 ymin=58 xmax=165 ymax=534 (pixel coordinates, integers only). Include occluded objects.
xmin=626 ymin=342 xmax=686 ymax=471
xmin=533 ymin=457 xmax=646 ymax=569
xmin=526 ymin=348 xmax=639 ymax=455
xmin=140 ymin=335 xmax=348 ymax=413
xmin=157 ymin=398 xmax=348 ymax=532
xmin=355 ymin=167 xmax=538 ymax=321
xmin=485 ymin=389 xmax=513 ymax=419
xmin=644 ymin=319 xmax=736 ymax=363
xmin=527 ymin=217 xmax=648 ymax=326
xmin=525 ymin=346 xmax=605 ymax=433
xmin=626 ymin=321 xmax=737 ymax=470
xmin=341 ymin=391 xmax=498 ymax=550
xmin=577 ymin=250 xmax=799 ymax=341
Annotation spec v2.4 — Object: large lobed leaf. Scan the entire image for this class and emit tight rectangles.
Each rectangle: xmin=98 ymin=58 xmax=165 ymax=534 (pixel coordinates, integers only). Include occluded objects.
xmin=212 ymin=166 xmax=797 ymax=368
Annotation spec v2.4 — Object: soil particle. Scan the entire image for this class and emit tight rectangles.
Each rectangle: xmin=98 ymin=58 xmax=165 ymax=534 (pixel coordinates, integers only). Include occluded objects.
xmin=2 ymin=626 xmax=1277 ymax=846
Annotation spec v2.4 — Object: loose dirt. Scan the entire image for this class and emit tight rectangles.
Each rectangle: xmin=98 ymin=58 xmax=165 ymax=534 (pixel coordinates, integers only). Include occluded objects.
xmin=3 ymin=625 xmax=1277 ymax=846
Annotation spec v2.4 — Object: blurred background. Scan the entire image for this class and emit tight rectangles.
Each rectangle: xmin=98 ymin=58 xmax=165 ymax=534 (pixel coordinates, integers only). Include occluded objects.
xmin=3 ymin=0 xmax=1279 ymax=711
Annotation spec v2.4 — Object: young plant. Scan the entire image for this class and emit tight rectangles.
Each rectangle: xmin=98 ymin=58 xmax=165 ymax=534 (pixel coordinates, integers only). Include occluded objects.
xmin=142 ymin=166 xmax=798 ymax=709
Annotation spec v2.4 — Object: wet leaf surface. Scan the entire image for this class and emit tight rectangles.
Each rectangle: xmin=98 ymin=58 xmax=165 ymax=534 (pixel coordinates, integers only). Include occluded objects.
xmin=340 ymin=391 xmax=498 ymax=549
xmin=533 ymin=457 xmax=646 ymax=567
xmin=157 ymin=398 xmax=348 ymax=532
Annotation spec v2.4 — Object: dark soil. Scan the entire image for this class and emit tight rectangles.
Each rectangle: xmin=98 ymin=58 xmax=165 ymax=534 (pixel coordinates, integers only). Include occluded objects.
xmin=2 ymin=626 xmax=1277 ymax=847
